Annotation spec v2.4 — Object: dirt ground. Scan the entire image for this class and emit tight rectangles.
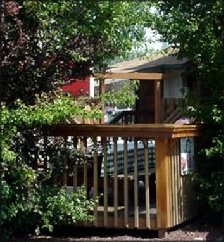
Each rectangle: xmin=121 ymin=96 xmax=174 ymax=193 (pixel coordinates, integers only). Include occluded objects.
xmin=12 ymin=217 xmax=224 ymax=242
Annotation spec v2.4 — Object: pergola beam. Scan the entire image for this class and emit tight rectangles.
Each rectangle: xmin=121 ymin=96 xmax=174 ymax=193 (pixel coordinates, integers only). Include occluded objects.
xmin=95 ymin=72 xmax=163 ymax=80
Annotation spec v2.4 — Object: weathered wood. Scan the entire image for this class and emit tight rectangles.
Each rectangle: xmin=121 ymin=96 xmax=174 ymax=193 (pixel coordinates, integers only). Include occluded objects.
xmin=47 ymin=124 xmax=200 ymax=139
xmin=156 ymin=138 xmax=171 ymax=229
xmin=95 ymin=72 xmax=163 ymax=80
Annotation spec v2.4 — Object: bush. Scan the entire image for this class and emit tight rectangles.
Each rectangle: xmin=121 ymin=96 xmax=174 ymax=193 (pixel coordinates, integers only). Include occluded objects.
xmin=0 ymin=161 xmax=96 ymax=239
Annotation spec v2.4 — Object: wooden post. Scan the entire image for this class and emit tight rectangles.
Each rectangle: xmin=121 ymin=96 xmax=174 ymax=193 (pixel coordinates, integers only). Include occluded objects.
xmin=154 ymin=80 xmax=161 ymax=123
xmin=99 ymin=79 xmax=105 ymax=124
xmin=156 ymin=137 xmax=171 ymax=237
xmin=134 ymin=139 xmax=139 ymax=228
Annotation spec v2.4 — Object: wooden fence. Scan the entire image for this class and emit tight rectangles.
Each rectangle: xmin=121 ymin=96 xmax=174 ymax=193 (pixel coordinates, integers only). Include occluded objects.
xmin=43 ymin=123 xmax=199 ymax=236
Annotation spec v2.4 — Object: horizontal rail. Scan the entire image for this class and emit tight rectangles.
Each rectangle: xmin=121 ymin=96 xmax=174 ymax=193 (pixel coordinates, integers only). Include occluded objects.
xmin=45 ymin=124 xmax=200 ymax=138
xmin=95 ymin=72 xmax=163 ymax=80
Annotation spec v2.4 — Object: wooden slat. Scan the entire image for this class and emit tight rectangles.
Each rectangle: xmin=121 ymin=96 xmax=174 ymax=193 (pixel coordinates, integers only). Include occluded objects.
xmin=93 ymin=137 xmax=98 ymax=226
xmin=134 ymin=139 xmax=139 ymax=228
xmin=73 ymin=137 xmax=78 ymax=192
xmin=102 ymin=138 xmax=108 ymax=227
xmin=95 ymin=72 xmax=163 ymax=80
xmin=144 ymin=140 xmax=150 ymax=229
xmin=113 ymin=137 xmax=118 ymax=227
xmin=83 ymin=137 xmax=88 ymax=192
xmin=171 ymin=140 xmax=178 ymax=226
xmin=123 ymin=138 xmax=129 ymax=228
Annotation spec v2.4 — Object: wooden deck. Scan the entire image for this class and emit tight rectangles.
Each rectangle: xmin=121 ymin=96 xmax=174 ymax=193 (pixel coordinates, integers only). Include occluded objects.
xmin=44 ymin=123 xmax=200 ymax=235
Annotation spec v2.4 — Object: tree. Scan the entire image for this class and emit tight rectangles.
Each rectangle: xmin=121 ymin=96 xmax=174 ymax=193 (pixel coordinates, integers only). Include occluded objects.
xmin=154 ymin=0 xmax=224 ymax=215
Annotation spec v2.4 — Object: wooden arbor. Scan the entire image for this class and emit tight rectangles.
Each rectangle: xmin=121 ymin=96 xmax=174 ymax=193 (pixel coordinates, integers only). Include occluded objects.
xmin=95 ymin=54 xmax=191 ymax=124
xmin=95 ymin=71 xmax=164 ymax=123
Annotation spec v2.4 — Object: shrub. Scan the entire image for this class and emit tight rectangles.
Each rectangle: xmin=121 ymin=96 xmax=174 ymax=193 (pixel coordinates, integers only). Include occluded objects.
xmin=0 ymin=161 xmax=96 ymax=239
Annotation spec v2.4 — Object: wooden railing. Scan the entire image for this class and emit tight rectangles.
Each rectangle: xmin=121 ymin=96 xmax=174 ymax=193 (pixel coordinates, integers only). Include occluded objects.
xmin=43 ymin=124 xmax=199 ymax=234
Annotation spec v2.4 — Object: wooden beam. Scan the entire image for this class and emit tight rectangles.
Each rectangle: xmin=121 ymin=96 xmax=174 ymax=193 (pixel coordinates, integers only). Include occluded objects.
xmin=47 ymin=124 xmax=200 ymax=139
xmin=95 ymin=72 xmax=163 ymax=80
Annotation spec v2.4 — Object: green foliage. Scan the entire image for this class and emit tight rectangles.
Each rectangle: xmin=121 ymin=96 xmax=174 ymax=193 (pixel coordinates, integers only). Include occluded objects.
xmin=36 ymin=186 xmax=95 ymax=233
xmin=0 ymin=165 xmax=96 ymax=237
xmin=155 ymin=0 xmax=224 ymax=213
xmin=102 ymin=80 xmax=139 ymax=108
xmin=24 ymin=0 xmax=153 ymax=65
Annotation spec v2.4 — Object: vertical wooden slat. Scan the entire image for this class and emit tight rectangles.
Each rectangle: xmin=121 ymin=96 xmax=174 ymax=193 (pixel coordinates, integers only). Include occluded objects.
xmin=143 ymin=139 xmax=150 ymax=228
xmin=73 ymin=137 xmax=78 ymax=192
xmin=156 ymin=138 xmax=172 ymax=231
xmin=123 ymin=138 xmax=129 ymax=227
xmin=134 ymin=139 xmax=139 ymax=228
xmin=154 ymin=80 xmax=161 ymax=123
xmin=93 ymin=137 xmax=98 ymax=226
xmin=62 ymin=136 xmax=68 ymax=187
xmin=102 ymin=137 xmax=108 ymax=227
xmin=83 ymin=137 xmax=88 ymax=192
xmin=113 ymin=137 xmax=118 ymax=227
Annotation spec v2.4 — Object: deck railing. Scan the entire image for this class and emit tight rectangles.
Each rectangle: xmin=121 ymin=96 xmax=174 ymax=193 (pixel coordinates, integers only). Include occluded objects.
xmin=43 ymin=123 xmax=199 ymax=234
